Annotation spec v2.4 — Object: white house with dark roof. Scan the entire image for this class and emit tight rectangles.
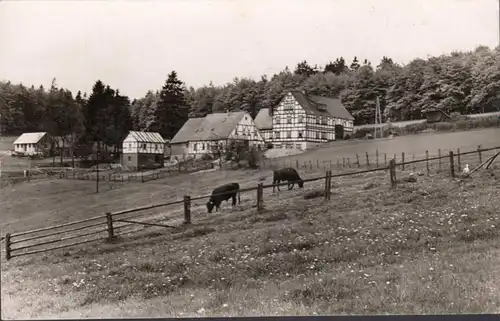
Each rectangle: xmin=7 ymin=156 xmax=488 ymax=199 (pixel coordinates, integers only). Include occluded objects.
xmin=121 ymin=130 xmax=167 ymax=170
xmin=13 ymin=132 xmax=52 ymax=156
xmin=260 ymin=91 xmax=354 ymax=150
xmin=170 ymin=111 xmax=265 ymax=158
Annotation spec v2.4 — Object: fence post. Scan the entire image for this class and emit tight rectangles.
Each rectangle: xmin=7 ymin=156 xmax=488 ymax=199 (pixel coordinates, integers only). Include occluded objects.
xmin=425 ymin=150 xmax=429 ymax=174
xmin=412 ymin=154 xmax=416 ymax=172
xmin=342 ymin=157 xmax=345 ymax=168
xmin=296 ymin=160 xmax=299 ymax=169
xmin=401 ymin=152 xmax=405 ymax=171
xmin=5 ymin=233 xmax=11 ymax=261
xmin=257 ymin=183 xmax=264 ymax=212
xmin=449 ymin=151 xmax=455 ymax=178
xmin=324 ymin=171 xmax=330 ymax=200
xmin=389 ymin=159 xmax=397 ymax=188
xmin=438 ymin=149 xmax=442 ymax=172
xmin=457 ymin=148 xmax=461 ymax=171
xmin=376 ymin=149 xmax=379 ymax=168
xmin=106 ymin=212 xmax=114 ymax=241
xmin=347 ymin=158 xmax=351 ymax=168
xmin=337 ymin=159 xmax=340 ymax=169
xmin=183 ymin=195 xmax=191 ymax=225
xmin=478 ymin=145 xmax=482 ymax=163
xmin=309 ymin=160 xmax=312 ymax=169
xmin=384 ymin=153 xmax=387 ymax=165
xmin=329 ymin=160 xmax=332 ymax=169
xmin=356 ymin=154 xmax=360 ymax=168
xmin=316 ymin=160 xmax=320 ymax=169
xmin=366 ymin=152 xmax=370 ymax=166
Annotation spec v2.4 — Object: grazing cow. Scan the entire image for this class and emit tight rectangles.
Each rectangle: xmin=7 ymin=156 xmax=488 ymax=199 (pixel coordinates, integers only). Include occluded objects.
xmin=206 ymin=183 xmax=241 ymax=213
xmin=273 ymin=167 xmax=304 ymax=192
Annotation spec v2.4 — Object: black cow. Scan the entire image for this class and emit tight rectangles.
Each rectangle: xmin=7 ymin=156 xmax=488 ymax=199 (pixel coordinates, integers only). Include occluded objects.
xmin=273 ymin=167 xmax=304 ymax=192
xmin=206 ymin=183 xmax=241 ymax=213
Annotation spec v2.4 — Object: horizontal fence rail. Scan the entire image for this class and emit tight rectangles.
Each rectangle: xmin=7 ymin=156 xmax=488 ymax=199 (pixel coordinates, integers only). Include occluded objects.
xmin=3 ymin=145 xmax=499 ymax=262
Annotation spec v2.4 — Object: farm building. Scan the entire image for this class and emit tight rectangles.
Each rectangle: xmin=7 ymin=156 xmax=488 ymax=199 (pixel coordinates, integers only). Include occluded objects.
xmin=12 ymin=132 xmax=52 ymax=156
xmin=254 ymin=108 xmax=273 ymax=143
xmin=263 ymin=91 xmax=354 ymax=150
xmin=169 ymin=111 xmax=265 ymax=158
xmin=121 ymin=131 xmax=167 ymax=170
xmin=425 ymin=109 xmax=451 ymax=123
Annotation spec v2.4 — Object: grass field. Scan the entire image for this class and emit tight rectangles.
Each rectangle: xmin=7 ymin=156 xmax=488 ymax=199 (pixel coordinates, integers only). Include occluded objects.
xmin=2 ymin=129 xmax=500 ymax=318
xmin=268 ymin=127 xmax=500 ymax=168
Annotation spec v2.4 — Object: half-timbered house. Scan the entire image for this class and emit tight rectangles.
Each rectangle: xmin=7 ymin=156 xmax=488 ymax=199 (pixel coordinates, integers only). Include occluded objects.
xmin=121 ymin=131 xmax=167 ymax=170
xmin=269 ymin=91 xmax=354 ymax=150
xmin=170 ymin=111 xmax=265 ymax=158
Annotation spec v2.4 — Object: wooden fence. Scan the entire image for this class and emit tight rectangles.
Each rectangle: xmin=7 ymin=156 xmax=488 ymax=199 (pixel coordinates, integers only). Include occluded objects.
xmin=260 ymin=144 xmax=500 ymax=172
xmin=3 ymin=145 xmax=500 ymax=261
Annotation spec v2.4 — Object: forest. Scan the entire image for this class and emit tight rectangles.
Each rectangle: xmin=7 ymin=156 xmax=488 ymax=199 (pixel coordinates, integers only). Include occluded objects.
xmin=1 ymin=45 xmax=499 ymax=146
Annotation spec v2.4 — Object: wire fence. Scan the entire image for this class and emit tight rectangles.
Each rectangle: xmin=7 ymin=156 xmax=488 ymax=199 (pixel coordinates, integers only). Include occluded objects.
xmin=2 ymin=145 xmax=500 ymax=262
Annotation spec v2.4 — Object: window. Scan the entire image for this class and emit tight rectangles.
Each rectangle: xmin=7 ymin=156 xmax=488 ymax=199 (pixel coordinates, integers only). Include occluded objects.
xmin=142 ymin=143 xmax=147 ymax=149
xmin=245 ymin=116 xmax=248 ymax=120
xmin=128 ymin=143 xmax=131 ymax=148
xmin=287 ymin=117 xmax=292 ymax=124
xmin=128 ymin=156 xmax=132 ymax=161
xmin=284 ymin=103 xmax=293 ymax=111
xmin=298 ymin=132 xmax=303 ymax=138
xmin=202 ymin=143 xmax=205 ymax=150
xmin=155 ymin=144 xmax=158 ymax=150
xmin=274 ymin=131 xmax=280 ymax=139
xmin=193 ymin=143 xmax=198 ymax=151
xmin=185 ymin=142 xmax=189 ymax=147
xmin=321 ymin=117 xmax=328 ymax=125
xmin=287 ymin=131 xmax=292 ymax=138
xmin=316 ymin=117 xmax=321 ymax=124
xmin=298 ymin=115 xmax=304 ymax=123
xmin=322 ymin=132 xmax=327 ymax=139
xmin=276 ymin=117 xmax=281 ymax=124
xmin=315 ymin=131 xmax=320 ymax=139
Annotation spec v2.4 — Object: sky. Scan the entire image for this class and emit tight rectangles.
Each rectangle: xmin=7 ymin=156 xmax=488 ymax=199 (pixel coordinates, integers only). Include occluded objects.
xmin=0 ymin=0 xmax=498 ymax=99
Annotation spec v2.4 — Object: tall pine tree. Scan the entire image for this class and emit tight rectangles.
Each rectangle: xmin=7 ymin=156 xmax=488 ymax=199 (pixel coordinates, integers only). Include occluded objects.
xmin=151 ymin=71 xmax=189 ymax=139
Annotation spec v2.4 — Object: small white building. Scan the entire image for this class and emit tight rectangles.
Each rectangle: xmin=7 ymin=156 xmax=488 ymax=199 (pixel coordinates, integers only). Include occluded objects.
xmin=13 ymin=132 xmax=52 ymax=156
xmin=121 ymin=131 xmax=167 ymax=170
xmin=170 ymin=111 xmax=265 ymax=158
xmin=259 ymin=91 xmax=354 ymax=150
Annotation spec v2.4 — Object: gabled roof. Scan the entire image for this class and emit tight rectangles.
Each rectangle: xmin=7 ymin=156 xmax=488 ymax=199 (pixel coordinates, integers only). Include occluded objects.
xmin=124 ymin=131 xmax=166 ymax=143
xmin=254 ymin=108 xmax=273 ymax=130
xmin=170 ymin=111 xmax=247 ymax=144
xmin=289 ymin=91 xmax=354 ymax=121
xmin=13 ymin=132 xmax=48 ymax=145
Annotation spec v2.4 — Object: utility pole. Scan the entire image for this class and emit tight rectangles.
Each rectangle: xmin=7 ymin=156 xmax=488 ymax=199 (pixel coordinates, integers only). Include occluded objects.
xmin=374 ymin=96 xmax=383 ymax=138
xmin=96 ymin=142 xmax=100 ymax=194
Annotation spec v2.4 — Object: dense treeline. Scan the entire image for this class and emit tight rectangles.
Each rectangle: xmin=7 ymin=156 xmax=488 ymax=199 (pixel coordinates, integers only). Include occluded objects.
xmin=1 ymin=46 xmax=500 ymax=143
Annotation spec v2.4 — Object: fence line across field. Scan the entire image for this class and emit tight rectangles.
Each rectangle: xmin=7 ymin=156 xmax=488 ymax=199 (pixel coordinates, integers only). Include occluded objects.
xmin=3 ymin=144 xmax=500 ymax=262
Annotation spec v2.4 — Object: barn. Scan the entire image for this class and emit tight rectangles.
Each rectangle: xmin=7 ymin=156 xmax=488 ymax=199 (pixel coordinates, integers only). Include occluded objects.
xmin=121 ymin=131 xmax=167 ymax=171
xmin=425 ymin=109 xmax=451 ymax=123
xmin=12 ymin=132 xmax=52 ymax=156
xmin=254 ymin=108 xmax=273 ymax=144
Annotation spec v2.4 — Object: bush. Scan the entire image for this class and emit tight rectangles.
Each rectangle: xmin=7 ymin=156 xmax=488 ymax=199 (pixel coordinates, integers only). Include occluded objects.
xmin=201 ymin=153 xmax=213 ymax=161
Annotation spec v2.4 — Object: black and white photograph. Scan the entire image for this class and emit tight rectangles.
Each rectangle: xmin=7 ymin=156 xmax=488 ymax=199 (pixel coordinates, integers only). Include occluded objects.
xmin=1 ymin=0 xmax=500 ymax=318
